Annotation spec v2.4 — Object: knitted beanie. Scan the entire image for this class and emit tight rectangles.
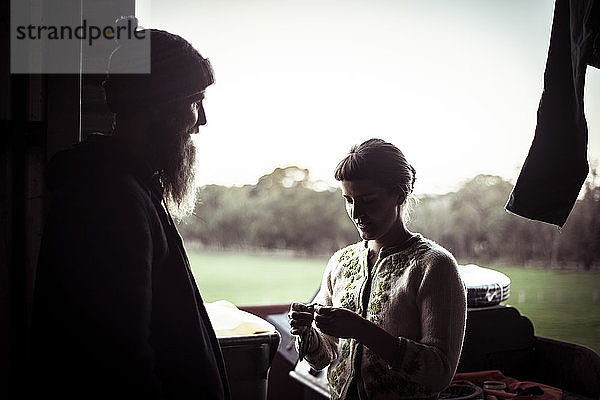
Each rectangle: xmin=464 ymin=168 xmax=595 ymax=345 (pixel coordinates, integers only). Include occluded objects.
xmin=103 ymin=28 xmax=214 ymax=113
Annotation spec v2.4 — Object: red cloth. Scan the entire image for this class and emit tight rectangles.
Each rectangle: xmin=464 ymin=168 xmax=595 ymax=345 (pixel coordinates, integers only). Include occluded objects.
xmin=452 ymin=370 xmax=563 ymax=400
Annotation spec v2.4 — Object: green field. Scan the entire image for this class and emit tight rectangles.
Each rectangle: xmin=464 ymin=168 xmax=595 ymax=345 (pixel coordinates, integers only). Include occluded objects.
xmin=493 ymin=265 xmax=600 ymax=355
xmin=188 ymin=250 xmax=328 ymax=305
xmin=188 ymin=250 xmax=600 ymax=354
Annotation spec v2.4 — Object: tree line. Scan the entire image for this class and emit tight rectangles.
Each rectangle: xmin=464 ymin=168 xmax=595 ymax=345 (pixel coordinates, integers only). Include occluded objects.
xmin=178 ymin=166 xmax=600 ymax=270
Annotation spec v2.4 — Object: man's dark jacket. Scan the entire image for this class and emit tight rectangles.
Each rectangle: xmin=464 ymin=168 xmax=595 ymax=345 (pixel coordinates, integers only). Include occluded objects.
xmin=29 ymin=134 xmax=230 ymax=399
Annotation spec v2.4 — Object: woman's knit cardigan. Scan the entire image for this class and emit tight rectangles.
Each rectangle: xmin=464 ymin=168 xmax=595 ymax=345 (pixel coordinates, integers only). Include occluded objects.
xmin=298 ymin=234 xmax=467 ymax=400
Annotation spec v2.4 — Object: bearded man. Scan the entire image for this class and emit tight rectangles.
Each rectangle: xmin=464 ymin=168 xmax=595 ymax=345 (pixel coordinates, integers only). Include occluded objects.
xmin=29 ymin=29 xmax=230 ymax=399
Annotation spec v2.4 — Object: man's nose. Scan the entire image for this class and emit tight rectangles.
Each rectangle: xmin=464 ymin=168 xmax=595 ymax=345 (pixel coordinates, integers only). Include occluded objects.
xmin=197 ymin=104 xmax=207 ymax=126
xmin=190 ymin=105 xmax=207 ymax=134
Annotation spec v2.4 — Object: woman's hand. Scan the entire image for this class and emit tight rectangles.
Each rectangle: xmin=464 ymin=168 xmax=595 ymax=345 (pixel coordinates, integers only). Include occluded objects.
xmin=313 ymin=306 xmax=365 ymax=339
xmin=314 ymin=305 xmax=400 ymax=365
xmin=288 ymin=302 xmax=316 ymax=336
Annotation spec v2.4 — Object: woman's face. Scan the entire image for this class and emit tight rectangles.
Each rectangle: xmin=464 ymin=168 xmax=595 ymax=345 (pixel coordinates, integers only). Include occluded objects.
xmin=341 ymin=179 xmax=403 ymax=242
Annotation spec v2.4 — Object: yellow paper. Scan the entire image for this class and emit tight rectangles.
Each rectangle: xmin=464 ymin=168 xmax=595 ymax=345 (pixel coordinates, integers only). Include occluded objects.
xmin=204 ymin=300 xmax=276 ymax=337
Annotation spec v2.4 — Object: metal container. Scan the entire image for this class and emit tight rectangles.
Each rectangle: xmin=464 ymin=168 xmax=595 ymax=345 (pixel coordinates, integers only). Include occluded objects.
xmin=219 ymin=331 xmax=280 ymax=400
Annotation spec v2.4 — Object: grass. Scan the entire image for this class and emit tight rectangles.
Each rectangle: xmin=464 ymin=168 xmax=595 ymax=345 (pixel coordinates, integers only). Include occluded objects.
xmin=188 ymin=249 xmax=328 ymax=305
xmin=187 ymin=250 xmax=600 ymax=354
xmin=490 ymin=265 xmax=600 ymax=355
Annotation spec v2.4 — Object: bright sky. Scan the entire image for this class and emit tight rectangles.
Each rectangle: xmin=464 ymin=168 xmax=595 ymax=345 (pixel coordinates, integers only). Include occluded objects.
xmin=137 ymin=0 xmax=600 ymax=195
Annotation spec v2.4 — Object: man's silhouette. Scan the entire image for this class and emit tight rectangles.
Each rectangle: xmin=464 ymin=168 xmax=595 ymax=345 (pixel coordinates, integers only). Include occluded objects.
xmin=29 ymin=28 xmax=230 ymax=399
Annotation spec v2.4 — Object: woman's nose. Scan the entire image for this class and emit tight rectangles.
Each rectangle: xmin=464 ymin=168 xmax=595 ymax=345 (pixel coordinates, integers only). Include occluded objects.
xmin=351 ymin=202 xmax=363 ymax=220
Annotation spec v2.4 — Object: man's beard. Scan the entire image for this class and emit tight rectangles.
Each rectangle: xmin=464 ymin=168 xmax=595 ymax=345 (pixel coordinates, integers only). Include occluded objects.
xmin=151 ymin=124 xmax=199 ymax=221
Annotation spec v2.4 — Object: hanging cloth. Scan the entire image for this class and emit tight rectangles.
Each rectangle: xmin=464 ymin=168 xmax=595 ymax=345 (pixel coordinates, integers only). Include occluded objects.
xmin=506 ymin=0 xmax=600 ymax=227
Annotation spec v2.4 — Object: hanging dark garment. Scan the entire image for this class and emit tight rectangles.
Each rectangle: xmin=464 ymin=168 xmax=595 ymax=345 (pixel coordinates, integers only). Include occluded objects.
xmin=506 ymin=0 xmax=600 ymax=227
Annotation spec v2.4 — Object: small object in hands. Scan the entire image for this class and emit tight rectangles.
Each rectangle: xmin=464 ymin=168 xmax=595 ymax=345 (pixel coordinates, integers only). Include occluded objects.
xmin=298 ymin=329 xmax=312 ymax=361
xmin=295 ymin=302 xmax=318 ymax=361
xmin=301 ymin=302 xmax=317 ymax=314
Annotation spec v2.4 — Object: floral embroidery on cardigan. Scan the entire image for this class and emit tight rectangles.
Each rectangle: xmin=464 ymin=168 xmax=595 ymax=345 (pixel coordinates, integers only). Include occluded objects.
xmin=340 ymin=283 xmax=357 ymax=311
xmin=338 ymin=246 xmax=363 ymax=312
xmin=328 ymin=357 xmax=348 ymax=398
xmin=362 ymin=347 xmax=432 ymax=397
xmin=366 ymin=241 xmax=432 ymax=326
xmin=340 ymin=249 xmax=361 ymax=279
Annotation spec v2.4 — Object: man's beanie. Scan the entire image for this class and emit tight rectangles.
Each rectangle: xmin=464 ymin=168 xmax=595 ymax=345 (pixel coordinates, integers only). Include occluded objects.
xmin=103 ymin=24 xmax=214 ymax=113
